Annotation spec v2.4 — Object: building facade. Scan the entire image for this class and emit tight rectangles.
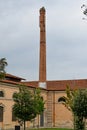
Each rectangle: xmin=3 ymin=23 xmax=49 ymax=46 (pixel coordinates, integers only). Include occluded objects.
xmin=0 ymin=7 xmax=87 ymax=129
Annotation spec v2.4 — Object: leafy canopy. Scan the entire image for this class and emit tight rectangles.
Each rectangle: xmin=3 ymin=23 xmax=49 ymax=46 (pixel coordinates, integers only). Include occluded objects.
xmin=60 ymin=85 xmax=77 ymax=111
xmin=13 ymin=85 xmax=45 ymax=122
xmin=71 ymin=89 xmax=87 ymax=118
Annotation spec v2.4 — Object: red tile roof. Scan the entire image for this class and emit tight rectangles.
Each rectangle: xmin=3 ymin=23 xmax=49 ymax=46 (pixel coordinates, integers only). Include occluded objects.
xmin=23 ymin=79 xmax=87 ymax=91
xmin=1 ymin=73 xmax=87 ymax=91
xmin=6 ymin=73 xmax=25 ymax=80
xmin=23 ymin=81 xmax=39 ymax=88
xmin=0 ymin=79 xmax=37 ymax=89
xmin=47 ymin=79 xmax=87 ymax=91
xmin=0 ymin=79 xmax=21 ymax=85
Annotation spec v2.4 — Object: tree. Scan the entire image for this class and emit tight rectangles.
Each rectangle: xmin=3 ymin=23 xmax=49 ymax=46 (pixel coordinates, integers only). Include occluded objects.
xmin=71 ymin=89 xmax=87 ymax=130
xmin=34 ymin=88 xmax=44 ymax=115
xmin=81 ymin=4 xmax=87 ymax=19
xmin=34 ymin=89 xmax=45 ymax=128
xmin=13 ymin=85 xmax=44 ymax=130
xmin=60 ymin=85 xmax=77 ymax=111
xmin=0 ymin=58 xmax=8 ymax=79
xmin=61 ymin=86 xmax=87 ymax=130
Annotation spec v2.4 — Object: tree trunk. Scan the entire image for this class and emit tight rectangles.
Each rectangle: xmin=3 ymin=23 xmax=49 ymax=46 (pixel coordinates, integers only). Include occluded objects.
xmin=24 ymin=120 xmax=26 ymax=130
xmin=38 ymin=114 xmax=39 ymax=129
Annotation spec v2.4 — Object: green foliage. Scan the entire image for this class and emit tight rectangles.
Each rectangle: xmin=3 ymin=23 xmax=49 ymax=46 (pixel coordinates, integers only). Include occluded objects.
xmin=0 ymin=72 xmax=6 ymax=79
xmin=74 ymin=116 xmax=85 ymax=130
xmin=59 ymin=85 xmax=77 ymax=129
xmin=0 ymin=58 xmax=8 ymax=79
xmin=62 ymin=87 xmax=87 ymax=130
xmin=61 ymin=85 xmax=77 ymax=111
xmin=33 ymin=88 xmax=45 ymax=114
xmin=13 ymin=85 xmax=36 ymax=121
xmin=71 ymin=89 xmax=87 ymax=130
xmin=28 ymin=129 xmax=72 ymax=130
xmin=13 ymin=85 xmax=44 ymax=130
xmin=60 ymin=86 xmax=87 ymax=130
xmin=71 ymin=89 xmax=87 ymax=118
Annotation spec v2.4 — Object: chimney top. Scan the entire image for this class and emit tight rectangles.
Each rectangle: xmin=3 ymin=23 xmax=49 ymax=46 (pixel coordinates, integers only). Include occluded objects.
xmin=40 ymin=7 xmax=45 ymax=13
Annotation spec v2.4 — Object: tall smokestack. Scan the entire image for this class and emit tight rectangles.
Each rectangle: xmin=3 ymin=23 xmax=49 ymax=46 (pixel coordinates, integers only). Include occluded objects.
xmin=39 ymin=7 xmax=46 ymax=82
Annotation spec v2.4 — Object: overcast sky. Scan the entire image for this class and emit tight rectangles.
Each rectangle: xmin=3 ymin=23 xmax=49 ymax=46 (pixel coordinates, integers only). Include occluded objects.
xmin=0 ymin=0 xmax=87 ymax=81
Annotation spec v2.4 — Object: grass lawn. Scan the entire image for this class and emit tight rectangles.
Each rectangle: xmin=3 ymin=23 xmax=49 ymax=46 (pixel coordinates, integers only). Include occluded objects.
xmin=29 ymin=128 xmax=72 ymax=130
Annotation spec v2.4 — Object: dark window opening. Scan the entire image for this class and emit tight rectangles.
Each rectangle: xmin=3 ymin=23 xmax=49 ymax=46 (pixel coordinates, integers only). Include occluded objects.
xmin=58 ymin=97 xmax=66 ymax=102
xmin=0 ymin=106 xmax=3 ymax=122
xmin=0 ymin=91 xmax=4 ymax=97
xmin=12 ymin=108 xmax=16 ymax=121
xmin=40 ymin=112 xmax=44 ymax=126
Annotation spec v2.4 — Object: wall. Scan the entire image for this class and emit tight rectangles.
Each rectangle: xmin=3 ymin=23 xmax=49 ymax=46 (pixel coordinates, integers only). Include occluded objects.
xmin=55 ymin=91 xmax=73 ymax=128
xmin=0 ymin=82 xmax=74 ymax=129
xmin=46 ymin=90 xmax=73 ymax=128
xmin=0 ymin=82 xmax=19 ymax=129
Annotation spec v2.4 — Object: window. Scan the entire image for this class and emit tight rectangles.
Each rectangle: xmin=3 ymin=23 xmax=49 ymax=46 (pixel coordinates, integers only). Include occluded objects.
xmin=12 ymin=108 xmax=16 ymax=121
xmin=0 ymin=91 xmax=4 ymax=97
xmin=58 ymin=97 xmax=66 ymax=102
xmin=41 ymin=96 xmax=43 ymax=100
xmin=40 ymin=112 xmax=44 ymax=126
xmin=0 ymin=106 xmax=3 ymax=122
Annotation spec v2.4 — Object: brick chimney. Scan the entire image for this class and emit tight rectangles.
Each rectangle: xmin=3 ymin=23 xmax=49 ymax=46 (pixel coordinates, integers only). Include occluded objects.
xmin=39 ymin=7 xmax=46 ymax=82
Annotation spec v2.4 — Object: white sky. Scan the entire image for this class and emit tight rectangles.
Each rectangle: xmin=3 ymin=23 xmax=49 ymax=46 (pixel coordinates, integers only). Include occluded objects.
xmin=0 ymin=0 xmax=87 ymax=81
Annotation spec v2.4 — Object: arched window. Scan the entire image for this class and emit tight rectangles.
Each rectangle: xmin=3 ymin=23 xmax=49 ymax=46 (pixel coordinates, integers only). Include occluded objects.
xmin=12 ymin=108 xmax=16 ymax=121
xmin=0 ymin=91 xmax=4 ymax=97
xmin=0 ymin=106 xmax=3 ymax=122
xmin=58 ymin=97 xmax=66 ymax=102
